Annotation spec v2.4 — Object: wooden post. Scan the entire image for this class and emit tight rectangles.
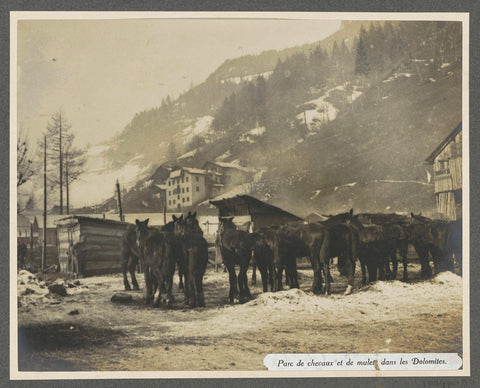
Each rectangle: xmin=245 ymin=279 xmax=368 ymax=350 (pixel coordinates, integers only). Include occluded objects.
xmin=163 ymin=203 xmax=167 ymax=225
xmin=42 ymin=135 xmax=47 ymax=271
xmin=116 ymin=179 xmax=123 ymax=222
xmin=59 ymin=111 xmax=63 ymax=215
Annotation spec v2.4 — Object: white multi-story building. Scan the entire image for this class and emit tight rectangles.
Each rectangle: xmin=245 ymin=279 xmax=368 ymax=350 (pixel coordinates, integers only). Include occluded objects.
xmin=165 ymin=167 xmax=223 ymax=211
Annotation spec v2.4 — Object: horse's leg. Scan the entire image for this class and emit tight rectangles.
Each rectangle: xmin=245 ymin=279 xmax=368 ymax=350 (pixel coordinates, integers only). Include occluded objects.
xmin=399 ymin=241 xmax=409 ymax=282
xmin=251 ymin=261 xmax=257 ymax=285
xmin=224 ymin=260 xmax=238 ymax=303
xmin=414 ymin=242 xmax=432 ymax=278
xmin=151 ymin=266 xmax=163 ymax=308
xmin=275 ymin=262 xmax=284 ymax=292
xmin=143 ymin=265 xmax=153 ymax=305
xmin=178 ymin=262 xmax=185 ymax=291
xmin=130 ymin=256 xmax=140 ymax=290
xmin=123 ymin=252 xmax=131 ymax=291
xmin=359 ymin=254 xmax=367 ymax=286
xmin=344 ymin=252 xmax=355 ymax=295
xmin=238 ymin=258 xmax=251 ymax=303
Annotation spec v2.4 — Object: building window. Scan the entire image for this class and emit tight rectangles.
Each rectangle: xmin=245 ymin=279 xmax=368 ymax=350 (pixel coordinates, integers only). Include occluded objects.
xmin=187 ymin=197 xmax=189 ymax=202
xmin=168 ymin=191 xmax=171 ymax=196
xmin=182 ymin=178 xmax=184 ymax=183
xmin=182 ymin=188 xmax=185 ymax=193
xmin=173 ymin=200 xmax=176 ymax=204
xmin=168 ymin=181 xmax=171 ymax=186
xmin=178 ymin=195 xmax=180 ymax=199
xmin=178 ymin=204 xmax=181 ymax=209
xmin=169 ymin=200 xmax=171 ymax=205
xmin=182 ymin=198 xmax=185 ymax=203
xmin=186 ymin=177 xmax=189 ymax=182
xmin=186 ymin=187 xmax=189 ymax=192
xmin=196 ymin=176 xmax=199 ymax=182
xmin=196 ymin=186 xmax=200 ymax=192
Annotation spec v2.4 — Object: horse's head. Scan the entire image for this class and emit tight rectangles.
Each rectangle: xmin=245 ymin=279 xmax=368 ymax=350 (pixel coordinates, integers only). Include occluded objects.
xmin=185 ymin=211 xmax=203 ymax=236
xmin=218 ymin=217 xmax=235 ymax=235
xmin=172 ymin=214 xmax=185 ymax=236
xmin=407 ymin=212 xmax=433 ymax=241
xmin=135 ymin=218 xmax=150 ymax=248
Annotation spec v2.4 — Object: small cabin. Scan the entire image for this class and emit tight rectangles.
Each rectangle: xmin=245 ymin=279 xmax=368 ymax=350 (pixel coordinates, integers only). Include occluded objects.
xmin=55 ymin=216 xmax=131 ymax=277
xmin=209 ymin=195 xmax=302 ymax=232
xmin=424 ymin=123 xmax=462 ymax=220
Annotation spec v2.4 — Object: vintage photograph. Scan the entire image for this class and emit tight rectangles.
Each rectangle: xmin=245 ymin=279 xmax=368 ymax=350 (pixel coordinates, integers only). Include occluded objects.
xmin=12 ymin=12 xmax=468 ymax=377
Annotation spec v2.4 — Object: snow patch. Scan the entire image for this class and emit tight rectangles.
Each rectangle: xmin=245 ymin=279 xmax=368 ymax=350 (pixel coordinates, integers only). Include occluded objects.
xmin=182 ymin=116 xmax=214 ymax=143
xmin=220 ymin=71 xmax=273 ymax=85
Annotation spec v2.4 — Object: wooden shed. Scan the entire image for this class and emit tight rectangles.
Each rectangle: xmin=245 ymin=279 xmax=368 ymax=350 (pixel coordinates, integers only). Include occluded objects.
xmin=55 ymin=216 xmax=131 ymax=277
xmin=209 ymin=195 xmax=302 ymax=231
xmin=424 ymin=122 xmax=462 ymax=220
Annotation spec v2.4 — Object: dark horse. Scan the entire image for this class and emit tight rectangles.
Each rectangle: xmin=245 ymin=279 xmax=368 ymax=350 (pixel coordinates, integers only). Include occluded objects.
xmin=251 ymin=227 xmax=276 ymax=292
xmin=217 ymin=217 xmax=258 ymax=303
xmin=353 ymin=213 xmax=410 ymax=282
xmin=121 ymin=225 xmax=141 ymax=291
xmin=408 ymin=213 xmax=455 ymax=278
xmin=135 ymin=219 xmax=176 ymax=307
xmin=173 ymin=212 xmax=208 ymax=307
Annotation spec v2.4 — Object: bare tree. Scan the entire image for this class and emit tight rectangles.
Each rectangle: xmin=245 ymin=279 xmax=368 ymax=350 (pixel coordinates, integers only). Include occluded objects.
xmin=17 ymin=128 xmax=35 ymax=187
xmin=37 ymin=110 xmax=86 ymax=214
xmin=64 ymin=145 xmax=87 ymax=214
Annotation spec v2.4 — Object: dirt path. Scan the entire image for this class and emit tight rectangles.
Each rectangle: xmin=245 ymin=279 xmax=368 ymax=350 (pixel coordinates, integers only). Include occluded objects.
xmin=17 ymin=264 xmax=463 ymax=371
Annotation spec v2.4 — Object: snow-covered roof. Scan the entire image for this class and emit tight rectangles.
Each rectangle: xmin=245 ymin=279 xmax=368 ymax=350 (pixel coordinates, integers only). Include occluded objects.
xmin=205 ymin=161 xmax=252 ymax=173
xmin=169 ymin=167 xmax=209 ymax=179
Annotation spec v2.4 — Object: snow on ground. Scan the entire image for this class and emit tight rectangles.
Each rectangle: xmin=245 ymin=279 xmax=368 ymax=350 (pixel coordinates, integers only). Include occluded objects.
xmin=297 ymin=85 xmax=362 ymax=128
xmin=220 ymin=71 xmax=273 ymax=84
xmin=383 ymin=73 xmax=413 ymax=83
xmin=239 ymin=126 xmax=266 ymax=143
xmin=181 ymin=116 xmax=214 ymax=143
xmin=17 ymin=266 xmax=463 ymax=371
xmin=215 ymin=150 xmax=231 ymax=162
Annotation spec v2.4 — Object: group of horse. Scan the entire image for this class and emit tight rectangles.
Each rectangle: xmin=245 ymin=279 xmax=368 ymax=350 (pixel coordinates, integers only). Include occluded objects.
xmin=122 ymin=210 xmax=462 ymax=308
xmin=122 ymin=212 xmax=208 ymax=308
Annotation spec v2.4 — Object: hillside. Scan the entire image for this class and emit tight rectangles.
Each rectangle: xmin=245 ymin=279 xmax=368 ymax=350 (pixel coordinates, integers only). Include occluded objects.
xmin=92 ymin=20 xmax=462 ymax=217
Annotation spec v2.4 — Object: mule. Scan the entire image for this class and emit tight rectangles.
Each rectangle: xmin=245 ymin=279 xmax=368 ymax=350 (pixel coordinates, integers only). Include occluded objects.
xmin=173 ymin=213 xmax=208 ymax=307
xmin=408 ymin=213 xmax=454 ymax=277
xmin=121 ymin=226 xmax=141 ymax=291
xmin=217 ymin=217 xmax=258 ymax=303
xmin=354 ymin=213 xmax=410 ymax=281
xmin=251 ymin=227 xmax=276 ymax=292
xmin=135 ymin=219 xmax=175 ymax=307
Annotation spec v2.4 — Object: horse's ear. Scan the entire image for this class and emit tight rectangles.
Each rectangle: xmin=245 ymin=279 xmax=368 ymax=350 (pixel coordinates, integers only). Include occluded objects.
xmin=192 ymin=211 xmax=197 ymax=218
xmin=349 ymin=209 xmax=354 ymax=217
xmin=418 ymin=212 xmax=422 ymax=216
xmin=145 ymin=218 xmax=149 ymax=226
xmin=187 ymin=211 xmax=191 ymax=217
xmin=172 ymin=215 xmax=178 ymax=221
xmin=135 ymin=219 xmax=140 ymax=226
xmin=411 ymin=212 xmax=415 ymax=218
xmin=179 ymin=214 xmax=184 ymax=221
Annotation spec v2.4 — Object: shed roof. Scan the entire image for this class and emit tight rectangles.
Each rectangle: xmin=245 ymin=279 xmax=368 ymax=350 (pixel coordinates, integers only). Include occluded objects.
xmin=210 ymin=195 xmax=301 ymax=220
xmin=424 ymin=122 xmax=462 ymax=164
xmin=55 ymin=215 xmax=131 ymax=228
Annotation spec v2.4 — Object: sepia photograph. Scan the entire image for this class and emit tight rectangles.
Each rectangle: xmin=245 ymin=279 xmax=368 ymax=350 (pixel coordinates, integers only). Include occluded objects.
xmin=11 ymin=12 xmax=469 ymax=378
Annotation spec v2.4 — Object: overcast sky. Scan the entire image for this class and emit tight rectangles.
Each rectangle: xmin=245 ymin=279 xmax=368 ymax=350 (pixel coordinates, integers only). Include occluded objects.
xmin=17 ymin=18 xmax=341 ymax=149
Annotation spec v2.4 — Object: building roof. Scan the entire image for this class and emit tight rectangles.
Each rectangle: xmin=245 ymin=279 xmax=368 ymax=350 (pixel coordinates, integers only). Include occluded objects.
xmin=204 ymin=161 xmax=252 ymax=173
xmin=210 ymin=195 xmax=301 ymax=220
xmin=55 ymin=215 xmax=131 ymax=228
xmin=169 ymin=167 xmax=208 ymax=179
xmin=424 ymin=122 xmax=462 ymax=164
